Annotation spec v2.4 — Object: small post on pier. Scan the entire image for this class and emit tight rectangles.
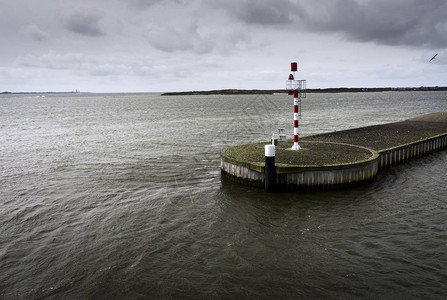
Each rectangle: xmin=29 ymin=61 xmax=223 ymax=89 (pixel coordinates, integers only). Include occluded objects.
xmin=264 ymin=144 xmax=276 ymax=192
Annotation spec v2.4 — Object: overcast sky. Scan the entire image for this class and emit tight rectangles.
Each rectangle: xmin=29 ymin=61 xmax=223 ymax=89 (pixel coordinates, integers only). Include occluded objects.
xmin=1 ymin=0 xmax=446 ymax=92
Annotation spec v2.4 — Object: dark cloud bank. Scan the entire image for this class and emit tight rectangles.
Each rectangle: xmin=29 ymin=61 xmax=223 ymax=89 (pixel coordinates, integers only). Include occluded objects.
xmin=218 ymin=0 xmax=447 ymax=49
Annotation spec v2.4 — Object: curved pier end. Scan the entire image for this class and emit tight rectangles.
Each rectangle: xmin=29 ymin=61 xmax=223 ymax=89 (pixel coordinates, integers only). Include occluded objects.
xmin=221 ymin=141 xmax=379 ymax=190
xmin=220 ymin=111 xmax=447 ymax=191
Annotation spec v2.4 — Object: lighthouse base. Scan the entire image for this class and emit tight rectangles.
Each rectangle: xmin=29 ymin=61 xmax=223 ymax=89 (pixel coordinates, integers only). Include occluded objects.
xmin=291 ymin=142 xmax=301 ymax=150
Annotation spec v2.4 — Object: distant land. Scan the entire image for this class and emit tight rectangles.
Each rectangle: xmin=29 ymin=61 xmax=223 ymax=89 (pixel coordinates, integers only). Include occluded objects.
xmin=161 ymin=86 xmax=447 ymax=96
xmin=1 ymin=91 xmax=83 ymax=95
xmin=2 ymin=86 xmax=446 ymax=95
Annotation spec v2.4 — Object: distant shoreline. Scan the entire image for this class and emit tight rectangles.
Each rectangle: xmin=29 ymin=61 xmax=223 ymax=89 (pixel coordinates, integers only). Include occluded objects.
xmin=161 ymin=86 xmax=447 ymax=96
xmin=3 ymin=86 xmax=446 ymax=96
xmin=1 ymin=91 xmax=83 ymax=95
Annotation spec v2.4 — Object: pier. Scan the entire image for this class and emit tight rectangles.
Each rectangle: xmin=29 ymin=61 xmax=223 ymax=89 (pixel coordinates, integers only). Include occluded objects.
xmin=220 ymin=111 xmax=447 ymax=190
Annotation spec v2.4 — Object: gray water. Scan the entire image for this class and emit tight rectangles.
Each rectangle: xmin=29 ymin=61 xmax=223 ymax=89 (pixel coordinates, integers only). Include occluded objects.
xmin=1 ymin=91 xmax=446 ymax=299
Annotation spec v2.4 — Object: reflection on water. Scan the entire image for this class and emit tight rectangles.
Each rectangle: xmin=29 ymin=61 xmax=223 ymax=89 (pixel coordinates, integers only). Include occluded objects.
xmin=0 ymin=92 xmax=446 ymax=298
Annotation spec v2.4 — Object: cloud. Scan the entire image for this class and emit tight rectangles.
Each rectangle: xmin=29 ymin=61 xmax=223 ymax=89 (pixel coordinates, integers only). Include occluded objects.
xmin=230 ymin=0 xmax=296 ymax=25
xmin=14 ymin=51 xmax=162 ymax=78
xmin=144 ymin=22 xmax=211 ymax=53
xmin=213 ymin=0 xmax=447 ymax=49
xmin=22 ymin=24 xmax=50 ymax=42
xmin=129 ymin=0 xmax=188 ymax=9
xmin=65 ymin=13 xmax=104 ymax=37
xmin=2 ymin=0 xmax=446 ymax=92
xmin=88 ymin=64 xmax=128 ymax=77
xmin=130 ymin=0 xmax=161 ymax=9
xmin=15 ymin=52 xmax=88 ymax=70
xmin=300 ymin=0 xmax=447 ymax=48
xmin=134 ymin=1 xmax=244 ymax=54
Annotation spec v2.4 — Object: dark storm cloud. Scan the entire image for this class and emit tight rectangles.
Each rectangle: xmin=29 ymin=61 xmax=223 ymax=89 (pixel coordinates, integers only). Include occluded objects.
xmin=301 ymin=0 xmax=447 ymax=48
xmin=215 ymin=0 xmax=447 ymax=49
xmin=65 ymin=13 xmax=104 ymax=37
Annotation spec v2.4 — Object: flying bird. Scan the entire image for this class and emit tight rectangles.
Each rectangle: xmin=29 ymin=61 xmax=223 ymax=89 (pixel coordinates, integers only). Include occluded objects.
xmin=429 ymin=53 xmax=438 ymax=62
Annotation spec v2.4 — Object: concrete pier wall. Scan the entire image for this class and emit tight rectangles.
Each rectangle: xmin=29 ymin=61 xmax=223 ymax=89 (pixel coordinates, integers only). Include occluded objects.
xmin=378 ymin=134 xmax=447 ymax=170
xmin=221 ymin=133 xmax=447 ymax=190
xmin=221 ymin=159 xmax=263 ymax=187
xmin=276 ymin=160 xmax=379 ymax=190
xmin=221 ymin=153 xmax=379 ymax=190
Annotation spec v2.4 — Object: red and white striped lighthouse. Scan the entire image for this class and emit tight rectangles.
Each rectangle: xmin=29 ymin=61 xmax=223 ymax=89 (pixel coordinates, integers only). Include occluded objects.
xmin=286 ymin=62 xmax=306 ymax=151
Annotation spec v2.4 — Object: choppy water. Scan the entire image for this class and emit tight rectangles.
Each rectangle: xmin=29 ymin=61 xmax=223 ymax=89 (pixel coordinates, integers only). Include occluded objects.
xmin=1 ymin=91 xmax=446 ymax=299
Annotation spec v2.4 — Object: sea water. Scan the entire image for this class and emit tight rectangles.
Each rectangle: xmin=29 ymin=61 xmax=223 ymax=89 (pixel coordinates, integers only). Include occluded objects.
xmin=1 ymin=91 xmax=446 ymax=298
